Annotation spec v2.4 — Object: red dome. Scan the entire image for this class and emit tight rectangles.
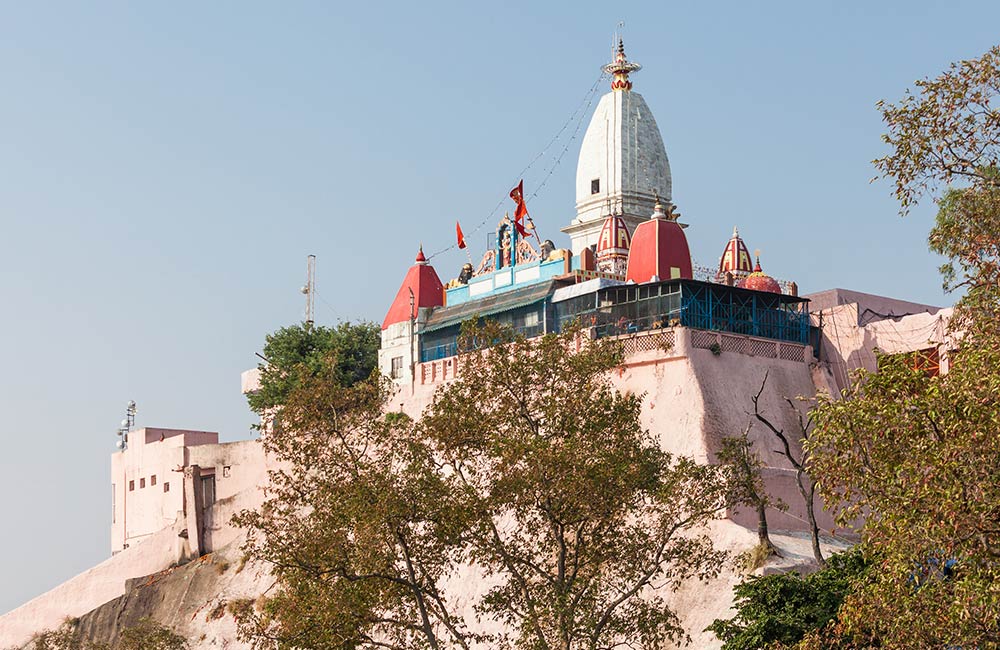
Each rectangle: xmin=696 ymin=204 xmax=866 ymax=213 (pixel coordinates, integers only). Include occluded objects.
xmin=737 ymin=258 xmax=782 ymax=294
xmin=625 ymin=201 xmax=693 ymax=284
xmin=382 ymin=247 xmax=445 ymax=329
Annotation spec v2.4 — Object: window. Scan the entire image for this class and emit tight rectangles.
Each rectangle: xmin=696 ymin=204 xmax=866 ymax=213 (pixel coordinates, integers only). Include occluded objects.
xmin=163 ymin=482 xmax=170 ymax=493
xmin=591 ymin=178 xmax=600 ymax=194
xmin=391 ymin=356 xmax=403 ymax=379
xmin=881 ymin=346 xmax=940 ymax=377
xmin=223 ymin=466 xmax=231 ymax=478
xmin=139 ymin=478 xmax=145 ymax=489
xmin=129 ymin=480 xmax=134 ymax=492
xmin=150 ymin=475 xmax=156 ymax=486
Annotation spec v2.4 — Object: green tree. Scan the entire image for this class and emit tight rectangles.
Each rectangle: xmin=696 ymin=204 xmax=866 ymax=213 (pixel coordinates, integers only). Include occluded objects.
xmin=706 ymin=547 xmax=870 ymax=650
xmin=420 ymin=322 xmax=733 ymax=650
xmin=234 ymin=361 xmax=475 ymax=650
xmin=804 ymin=43 xmax=1000 ymax=648
xmin=873 ymin=45 xmax=1000 ymax=214
xmin=247 ymin=321 xmax=380 ymax=414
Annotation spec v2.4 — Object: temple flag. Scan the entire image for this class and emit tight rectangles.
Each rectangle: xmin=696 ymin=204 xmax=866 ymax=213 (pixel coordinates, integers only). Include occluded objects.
xmin=456 ymin=221 xmax=467 ymax=249
xmin=509 ymin=179 xmax=529 ymax=236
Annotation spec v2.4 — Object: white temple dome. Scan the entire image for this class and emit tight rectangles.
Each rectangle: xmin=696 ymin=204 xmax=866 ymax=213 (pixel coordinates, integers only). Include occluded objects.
xmin=563 ymin=41 xmax=673 ymax=255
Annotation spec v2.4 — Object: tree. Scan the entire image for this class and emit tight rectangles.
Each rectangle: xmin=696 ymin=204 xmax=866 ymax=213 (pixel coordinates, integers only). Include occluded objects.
xmin=234 ymin=359 xmax=475 ymax=650
xmin=420 ymin=322 xmax=733 ymax=650
xmin=803 ymin=44 xmax=1000 ymax=648
xmin=717 ymin=422 xmax=784 ymax=560
xmin=247 ymin=321 xmax=380 ymax=414
xmin=751 ymin=373 xmax=824 ymax=567
xmin=706 ymin=547 xmax=869 ymax=650
xmin=873 ymin=45 xmax=1000 ymax=214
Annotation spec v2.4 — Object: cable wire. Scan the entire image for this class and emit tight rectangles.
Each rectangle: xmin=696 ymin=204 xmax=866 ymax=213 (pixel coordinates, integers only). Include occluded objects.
xmin=425 ymin=71 xmax=608 ymax=261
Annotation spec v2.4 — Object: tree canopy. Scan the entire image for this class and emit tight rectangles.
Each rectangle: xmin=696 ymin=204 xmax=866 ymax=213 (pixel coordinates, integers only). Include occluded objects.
xmin=236 ymin=321 xmax=735 ymax=649
xmin=706 ymin=548 xmax=869 ymax=650
xmin=801 ymin=43 xmax=1000 ymax=649
xmin=247 ymin=321 xmax=380 ymax=414
xmin=420 ymin=322 xmax=733 ymax=649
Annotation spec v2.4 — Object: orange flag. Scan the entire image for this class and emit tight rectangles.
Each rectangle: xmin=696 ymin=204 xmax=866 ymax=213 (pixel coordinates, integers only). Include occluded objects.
xmin=509 ymin=180 xmax=529 ymax=237
xmin=456 ymin=221 xmax=467 ymax=249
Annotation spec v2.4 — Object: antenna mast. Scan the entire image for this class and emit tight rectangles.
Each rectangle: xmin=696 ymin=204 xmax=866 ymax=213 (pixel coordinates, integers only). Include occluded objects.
xmin=301 ymin=254 xmax=316 ymax=329
xmin=116 ymin=400 xmax=136 ymax=451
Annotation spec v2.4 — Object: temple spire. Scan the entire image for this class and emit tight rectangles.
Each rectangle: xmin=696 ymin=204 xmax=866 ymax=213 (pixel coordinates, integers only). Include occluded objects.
xmin=603 ymin=38 xmax=641 ymax=91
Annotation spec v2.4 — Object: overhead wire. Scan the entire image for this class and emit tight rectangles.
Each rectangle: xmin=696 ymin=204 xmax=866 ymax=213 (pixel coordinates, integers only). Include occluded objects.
xmin=425 ymin=70 xmax=608 ymax=261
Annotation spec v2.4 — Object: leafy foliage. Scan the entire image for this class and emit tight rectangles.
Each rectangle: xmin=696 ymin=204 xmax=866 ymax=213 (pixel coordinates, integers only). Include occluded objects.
xmin=420 ymin=322 xmax=733 ymax=649
xmin=237 ymin=320 xmax=735 ymax=649
xmin=706 ymin=548 xmax=869 ymax=650
xmin=808 ymin=341 xmax=1000 ymax=647
xmin=873 ymin=45 xmax=1000 ymax=213
xmin=803 ymin=42 xmax=1000 ymax=649
xmin=234 ymin=365 xmax=474 ymax=650
xmin=246 ymin=321 xmax=380 ymax=414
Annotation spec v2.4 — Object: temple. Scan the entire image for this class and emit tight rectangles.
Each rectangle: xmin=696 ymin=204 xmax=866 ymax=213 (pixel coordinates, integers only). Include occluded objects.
xmin=379 ymin=41 xmax=813 ymax=389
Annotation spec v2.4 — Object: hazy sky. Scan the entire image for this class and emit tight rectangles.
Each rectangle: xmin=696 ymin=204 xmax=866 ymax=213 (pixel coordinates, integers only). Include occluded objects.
xmin=2 ymin=1 xmax=997 ymax=615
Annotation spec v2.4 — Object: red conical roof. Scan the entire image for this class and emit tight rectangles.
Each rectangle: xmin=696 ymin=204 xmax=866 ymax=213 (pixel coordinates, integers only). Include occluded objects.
xmin=382 ymin=247 xmax=445 ymax=329
xmin=718 ymin=226 xmax=753 ymax=276
xmin=596 ymin=214 xmax=632 ymax=260
xmin=625 ymin=201 xmax=693 ymax=284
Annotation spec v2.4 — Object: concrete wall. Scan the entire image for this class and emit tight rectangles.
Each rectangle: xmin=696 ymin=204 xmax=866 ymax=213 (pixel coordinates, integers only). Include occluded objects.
xmin=399 ymin=326 xmax=829 ymax=535
xmin=814 ymin=301 xmax=953 ymax=395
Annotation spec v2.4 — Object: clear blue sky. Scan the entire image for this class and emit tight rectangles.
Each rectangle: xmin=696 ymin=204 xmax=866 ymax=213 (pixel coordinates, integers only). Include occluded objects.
xmin=1 ymin=1 xmax=996 ymax=615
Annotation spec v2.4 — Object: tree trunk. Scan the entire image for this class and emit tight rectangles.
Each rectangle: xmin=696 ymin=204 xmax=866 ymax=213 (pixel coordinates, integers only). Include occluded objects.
xmin=797 ymin=472 xmax=825 ymax=567
xmin=756 ymin=500 xmax=778 ymax=555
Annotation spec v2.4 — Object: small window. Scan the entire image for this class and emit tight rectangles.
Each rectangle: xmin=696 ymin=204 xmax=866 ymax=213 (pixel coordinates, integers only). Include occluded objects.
xmin=391 ymin=356 xmax=403 ymax=379
xmin=129 ymin=480 xmax=134 ymax=492
xmin=223 ymin=466 xmax=231 ymax=478
xmin=591 ymin=178 xmax=600 ymax=194
xmin=139 ymin=478 xmax=145 ymax=489
xmin=163 ymin=482 xmax=170 ymax=493
xmin=150 ymin=475 xmax=156 ymax=486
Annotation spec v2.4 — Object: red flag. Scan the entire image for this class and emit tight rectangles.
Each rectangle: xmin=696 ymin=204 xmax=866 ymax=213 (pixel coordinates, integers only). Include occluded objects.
xmin=509 ymin=180 xmax=529 ymax=236
xmin=456 ymin=221 xmax=466 ymax=249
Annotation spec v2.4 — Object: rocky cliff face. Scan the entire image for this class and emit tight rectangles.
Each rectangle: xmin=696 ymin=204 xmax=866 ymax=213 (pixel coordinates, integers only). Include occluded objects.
xmin=56 ymin=537 xmax=269 ymax=650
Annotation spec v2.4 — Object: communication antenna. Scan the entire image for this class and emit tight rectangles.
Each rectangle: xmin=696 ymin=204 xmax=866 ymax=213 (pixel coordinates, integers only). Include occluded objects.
xmin=301 ymin=254 xmax=316 ymax=329
xmin=116 ymin=400 xmax=136 ymax=451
